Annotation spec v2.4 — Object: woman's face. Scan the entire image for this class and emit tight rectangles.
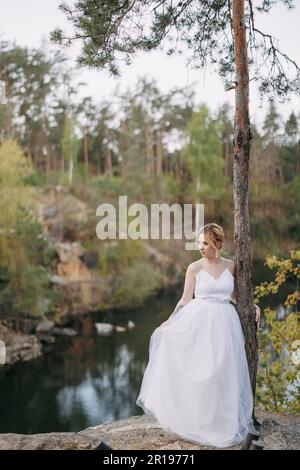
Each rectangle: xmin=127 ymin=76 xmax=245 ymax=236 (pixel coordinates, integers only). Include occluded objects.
xmin=197 ymin=232 xmax=220 ymax=260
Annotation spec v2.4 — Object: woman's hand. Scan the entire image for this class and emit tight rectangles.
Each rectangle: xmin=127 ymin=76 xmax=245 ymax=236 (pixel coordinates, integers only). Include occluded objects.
xmin=254 ymin=304 xmax=261 ymax=330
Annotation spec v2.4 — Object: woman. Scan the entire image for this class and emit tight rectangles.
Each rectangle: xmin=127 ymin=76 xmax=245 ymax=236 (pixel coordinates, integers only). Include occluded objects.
xmin=136 ymin=223 xmax=260 ymax=448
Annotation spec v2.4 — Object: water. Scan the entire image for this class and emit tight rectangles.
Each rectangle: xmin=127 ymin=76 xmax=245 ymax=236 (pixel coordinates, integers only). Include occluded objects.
xmin=0 ymin=263 xmax=294 ymax=434
xmin=0 ymin=289 xmax=174 ymax=434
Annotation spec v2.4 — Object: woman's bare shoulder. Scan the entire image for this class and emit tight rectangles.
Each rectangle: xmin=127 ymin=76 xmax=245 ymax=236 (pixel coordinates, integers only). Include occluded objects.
xmin=186 ymin=260 xmax=203 ymax=276
xmin=223 ymin=258 xmax=235 ymax=276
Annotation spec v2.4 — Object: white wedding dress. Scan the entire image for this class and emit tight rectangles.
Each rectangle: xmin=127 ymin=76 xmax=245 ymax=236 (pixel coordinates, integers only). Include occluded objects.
xmin=136 ymin=266 xmax=254 ymax=448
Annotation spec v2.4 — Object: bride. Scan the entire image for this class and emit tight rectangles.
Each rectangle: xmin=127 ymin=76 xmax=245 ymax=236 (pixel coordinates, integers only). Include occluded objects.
xmin=136 ymin=222 xmax=260 ymax=448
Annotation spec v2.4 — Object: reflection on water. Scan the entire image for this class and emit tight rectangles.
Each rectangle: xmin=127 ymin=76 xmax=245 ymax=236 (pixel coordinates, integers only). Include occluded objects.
xmin=0 ymin=287 xmax=175 ymax=434
xmin=56 ymin=344 xmax=133 ymax=425
xmin=0 ymin=264 xmax=293 ymax=434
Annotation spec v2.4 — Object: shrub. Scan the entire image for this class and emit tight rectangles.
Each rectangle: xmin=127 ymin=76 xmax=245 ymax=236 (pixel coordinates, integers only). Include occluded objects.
xmin=254 ymin=250 xmax=300 ymax=413
xmin=111 ymin=261 xmax=162 ymax=308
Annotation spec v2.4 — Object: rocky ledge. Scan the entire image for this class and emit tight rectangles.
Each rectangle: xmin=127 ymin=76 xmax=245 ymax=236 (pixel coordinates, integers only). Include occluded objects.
xmin=0 ymin=321 xmax=42 ymax=365
xmin=0 ymin=410 xmax=299 ymax=450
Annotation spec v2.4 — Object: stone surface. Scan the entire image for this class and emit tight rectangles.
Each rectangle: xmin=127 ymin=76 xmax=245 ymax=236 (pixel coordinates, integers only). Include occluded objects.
xmin=0 ymin=432 xmax=102 ymax=450
xmin=95 ymin=322 xmax=114 ymax=335
xmin=0 ymin=410 xmax=298 ymax=450
xmin=36 ymin=319 xmax=54 ymax=333
xmin=115 ymin=326 xmax=126 ymax=332
xmin=52 ymin=327 xmax=77 ymax=336
xmin=0 ymin=321 xmax=42 ymax=365
xmin=37 ymin=334 xmax=56 ymax=344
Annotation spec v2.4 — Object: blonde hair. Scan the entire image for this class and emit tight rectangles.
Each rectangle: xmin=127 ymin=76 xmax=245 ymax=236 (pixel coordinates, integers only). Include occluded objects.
xmin=196 ymin=223 xmax=224 ymax=251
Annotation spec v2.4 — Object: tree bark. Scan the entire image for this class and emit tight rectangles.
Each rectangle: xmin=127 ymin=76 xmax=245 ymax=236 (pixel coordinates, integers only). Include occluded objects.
xmin=156 ymin=120 xmax=164 ymax=176
xmin=105 ymin=147 xmax=113 ymax=175
xmin=83 ymin=126 xmax=89 ymax=171
xmin=223 ymin=137 xmax=230 ymax=178
xmin=145 ymin=115 xmax=154 ymax=176
xmin=175 ymin=158 xmax=181 ymax=183
xmin=232 ymin=0 xmax=259 ymax=423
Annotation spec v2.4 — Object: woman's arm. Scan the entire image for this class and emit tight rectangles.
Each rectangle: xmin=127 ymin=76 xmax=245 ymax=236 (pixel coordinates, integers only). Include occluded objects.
xmin=178 ymin=263 xmax=197 ymax=305
xmin=161 ymin=264 xmax=197 ymax=325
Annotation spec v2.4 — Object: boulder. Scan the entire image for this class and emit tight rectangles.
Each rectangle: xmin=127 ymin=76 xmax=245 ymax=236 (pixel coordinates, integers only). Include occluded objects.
xmin=36 ymin=320 xmax=54 ymax=333
xmin=0 ymin=321 xmax=42 ymax=365
xmin=95 ymin=323 xmax=114 ymax=335
xmin=115 ymin=326 xmax=126 ymax=333
xmin=52 ymin=327 xmax=77 ymax=337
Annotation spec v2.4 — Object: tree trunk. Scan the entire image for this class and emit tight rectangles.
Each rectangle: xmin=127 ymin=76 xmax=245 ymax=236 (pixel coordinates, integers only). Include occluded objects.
xmin=156 ymin=121 xmax=164 ymax=176
xmin=232 ymin=0 xmax=259 ymax=423
xmin=61 ymin=150 xmax=65 ymax=173
xmin=145 ymin=115 xmax=154 ymax=176
xmin=223 ymin=137 xmax=230 ymax=178
xmin=297 ymin=140 xmax=300 ymax=175
xmin=3 ymin=78 xmax=13 ymax=138
xmin=105 ymin=147 xmax=113 ymax=175
xmin=45 ymin=146 xmax=50 ymax=181
xmin=34 ymin=144 xmax=40 ymax=170
xmin=175 ymin=158 xmax=181 ymax=183
xmin=83 ymin=127 xmax=89 ymax=171
xmin=276 ymin=151 xmax=285 ymax=187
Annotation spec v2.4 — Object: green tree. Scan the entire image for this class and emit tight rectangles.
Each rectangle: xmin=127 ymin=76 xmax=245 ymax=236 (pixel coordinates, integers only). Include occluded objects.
xmin=0 ymin=140 xmax=54 ymax=324
xmin=183 ymin=104 xmax=226 ymax=198
xmin=0 ymin=139 xmax=34 ymax=231
xmin=0 ymin=41 xmax=73 ymax=176
xmin=61 ymin=114 xmax=80 ymax=185
xmin=262 ymin=101 xmax=284 ymax=186
xmin=283 ymin=112 xmax=300 ymax=179
xmin=217 ymin=103 xmax=234 ymax=182
xmin=89 ymin=102 xmax=116 ymax=176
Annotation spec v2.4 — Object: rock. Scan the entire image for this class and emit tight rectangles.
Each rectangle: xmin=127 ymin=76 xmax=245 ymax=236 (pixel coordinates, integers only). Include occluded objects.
xmin=95 ymin=323 xmax=114 ymax=335
xmin=115 ymin=326 xmax=126 ymax=333
xmin=50 ymin=275 xmax=67 ymax=285
xmin=19 ymin=346 xmax=42 ymax=361
xmin=47 ymin=220 xmax=63 ymax=241
xmin=36 ymin=320 xmax=54 ymax=333
xmin=56 ymin=242 xmax=84 ymax=264
xmin=54 ymin=243 xmax=93 ymax=310
xmin=52 ymin=327 xmax=77 ymax=337
xmin=57 ymin=259 xmax=91 ymax=282
xmin=127 ymin=320 xmax=135 ymax=329
xmin=259 ymin=418 xmax=294 ymax=450
xmin=0 ymin=341 xmax=5 ymax=365
xmin=141 ymin=242 xmax=182 ymax=286
xmin=0 ymin=322 xmax=42 ymax=365
xmin=0 ymin=433 xmax=102 ymax=450
xmin=42 ymin=203 xmax=59 ymax=220
xmin=0 ymin=411 xmax=298 ymax=450
xmin=81 ymin=251 xmax=99 ymax=269
xmin=53 ymin=274 xmax=112 ymax=317
xmin=38 ymin=335 xmax=56 ymax=344
xmin=253 ymin=410 xmax=300 ymax=450
xmin=58 ymin=269 xmax=92 ymax=308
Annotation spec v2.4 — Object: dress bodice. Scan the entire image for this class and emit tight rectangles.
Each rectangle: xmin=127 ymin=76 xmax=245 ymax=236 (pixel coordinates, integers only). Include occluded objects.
xmin=194 ymin=268 xmax=234 ymax=302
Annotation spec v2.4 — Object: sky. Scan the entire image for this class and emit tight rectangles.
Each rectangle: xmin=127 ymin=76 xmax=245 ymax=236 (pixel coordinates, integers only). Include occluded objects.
xmin=1 ymin=0 xmax=300 ymax=127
